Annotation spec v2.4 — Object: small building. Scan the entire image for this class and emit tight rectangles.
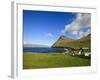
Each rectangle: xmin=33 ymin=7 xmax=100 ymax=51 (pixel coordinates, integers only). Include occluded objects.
xmin=81 ymin=48 xmax=90 ymax=56
xmin=64 ymin=47 xmax=90 ymax=56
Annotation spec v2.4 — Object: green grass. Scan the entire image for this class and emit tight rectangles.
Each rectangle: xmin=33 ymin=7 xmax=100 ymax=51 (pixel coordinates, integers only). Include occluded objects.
xmin=23 ymin=52 xmax=91 ymax=69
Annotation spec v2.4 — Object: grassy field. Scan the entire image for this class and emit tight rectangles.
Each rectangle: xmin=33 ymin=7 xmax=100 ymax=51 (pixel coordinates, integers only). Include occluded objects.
xmin=23 ymin=52 xmax=91 ymax=69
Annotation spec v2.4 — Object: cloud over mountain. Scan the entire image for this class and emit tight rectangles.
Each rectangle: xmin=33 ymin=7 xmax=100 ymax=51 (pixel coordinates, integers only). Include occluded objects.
xmin=63 ymin=13 xmax=91 ymax=39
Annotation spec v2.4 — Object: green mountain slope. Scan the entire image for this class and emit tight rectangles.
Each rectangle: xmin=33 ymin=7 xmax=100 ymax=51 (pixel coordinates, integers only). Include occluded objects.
xmin=52 ymin=36 xmax=73 ymax=48
xmin=52 ymin=34 xmax=91 ymax=49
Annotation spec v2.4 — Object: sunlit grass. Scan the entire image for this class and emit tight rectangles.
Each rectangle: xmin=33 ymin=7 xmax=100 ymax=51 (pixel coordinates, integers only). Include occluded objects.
xmin=23 ymin=52 xmax=90 ymax=69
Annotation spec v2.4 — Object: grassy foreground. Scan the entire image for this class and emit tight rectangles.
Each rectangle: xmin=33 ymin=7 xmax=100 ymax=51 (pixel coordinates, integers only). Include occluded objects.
xmin=23 ymin=52 xmax=90 ymax=69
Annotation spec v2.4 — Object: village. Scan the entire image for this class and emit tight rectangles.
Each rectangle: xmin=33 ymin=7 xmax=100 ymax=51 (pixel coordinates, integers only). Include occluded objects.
xmin=64 ymin=47 xmax=90 ymax=56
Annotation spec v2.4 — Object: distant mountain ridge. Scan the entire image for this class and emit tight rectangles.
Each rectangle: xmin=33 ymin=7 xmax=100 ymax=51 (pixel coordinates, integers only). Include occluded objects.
xmin=24 ymin=44 xmax=49 ymax=48
xmin=52 ymin=34 xmax=91 ymax=49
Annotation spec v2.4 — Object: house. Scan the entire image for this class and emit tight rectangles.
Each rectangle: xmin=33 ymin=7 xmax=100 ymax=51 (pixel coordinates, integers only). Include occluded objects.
xmin=81 ymin=48 xmax=90 ymax=56
xmin=64 ymin=47 xmax=90 ymax=56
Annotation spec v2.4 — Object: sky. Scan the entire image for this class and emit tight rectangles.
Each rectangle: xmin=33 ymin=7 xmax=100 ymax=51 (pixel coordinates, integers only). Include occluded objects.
xmin=23 ymin=10 xmax=91 ymax=46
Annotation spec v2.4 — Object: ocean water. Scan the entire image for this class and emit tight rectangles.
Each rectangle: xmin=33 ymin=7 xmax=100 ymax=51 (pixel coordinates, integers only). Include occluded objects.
xmin=23 ymin=47 xmax=64 ymax=53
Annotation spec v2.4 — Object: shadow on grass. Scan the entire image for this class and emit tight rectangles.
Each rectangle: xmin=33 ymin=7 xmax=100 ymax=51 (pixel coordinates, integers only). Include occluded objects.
xmin=71 ymin=55 xmax=91 ymax=59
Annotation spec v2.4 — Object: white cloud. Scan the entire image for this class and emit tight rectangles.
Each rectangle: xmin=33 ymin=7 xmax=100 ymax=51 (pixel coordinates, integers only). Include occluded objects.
xmin=45 ymin=32 xmax=53 ymax=37
xmin=62 ymin=13 xmax=91 ymax=39
xmin=71 ymin=30 xmax=78 ymax=35
xmin=77 ymin=28 xmax=90 ymax=39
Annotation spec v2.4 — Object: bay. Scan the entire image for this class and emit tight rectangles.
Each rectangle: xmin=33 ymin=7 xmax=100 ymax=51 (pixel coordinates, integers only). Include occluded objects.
xmin=23 ymin=47 xmax=64 ymax=53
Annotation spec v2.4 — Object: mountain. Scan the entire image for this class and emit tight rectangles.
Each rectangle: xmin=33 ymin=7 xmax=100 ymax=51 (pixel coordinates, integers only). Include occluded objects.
xmin=24 ymin=44 xmax=49 ymax=48
xmin=52 ymin=34 xmax=91 ymax=49
xmin=65 ymin=34 xmax=91 ymax=49
xmin=52 ymin=35 xmax=73 ymax=48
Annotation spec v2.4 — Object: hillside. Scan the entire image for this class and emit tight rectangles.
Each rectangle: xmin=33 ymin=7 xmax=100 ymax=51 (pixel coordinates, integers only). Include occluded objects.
xmin=52 ymin=34 xmax=91 ymax=49
xmin=52 ymin=35 xmax=73 ymax=48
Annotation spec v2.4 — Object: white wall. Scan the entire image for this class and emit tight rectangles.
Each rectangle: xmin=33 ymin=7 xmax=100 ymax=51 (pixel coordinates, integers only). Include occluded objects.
xmin=0 ymin=0 xmax=100 ymax=80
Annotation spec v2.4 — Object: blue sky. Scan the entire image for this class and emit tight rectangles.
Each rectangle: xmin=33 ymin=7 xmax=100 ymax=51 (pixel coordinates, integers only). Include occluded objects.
xmin=23 ymin=10 xmax=91 ymax=46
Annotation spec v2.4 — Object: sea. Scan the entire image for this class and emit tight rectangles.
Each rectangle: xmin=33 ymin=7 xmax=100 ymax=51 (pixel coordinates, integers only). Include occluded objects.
xmin=23 ymin=47 xmax=64 ymax=53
